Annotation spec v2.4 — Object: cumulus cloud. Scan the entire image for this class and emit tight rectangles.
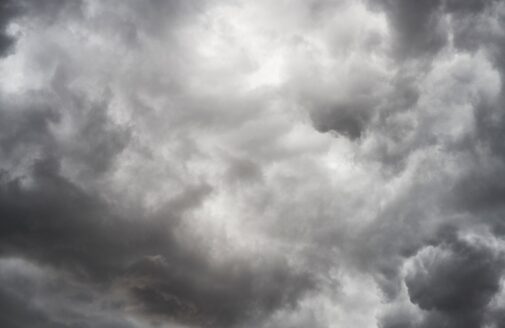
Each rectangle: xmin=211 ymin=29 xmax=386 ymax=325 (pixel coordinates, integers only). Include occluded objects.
xmin=1 ymin=0 xmax=505 ymax=327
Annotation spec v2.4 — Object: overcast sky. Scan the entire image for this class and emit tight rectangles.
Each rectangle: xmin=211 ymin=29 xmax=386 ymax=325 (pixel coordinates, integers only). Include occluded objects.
xmin=1 ymin=0 xmax=505 ymax=327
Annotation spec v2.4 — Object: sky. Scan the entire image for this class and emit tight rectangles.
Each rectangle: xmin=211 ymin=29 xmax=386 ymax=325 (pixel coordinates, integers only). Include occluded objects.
xmin=1 ymin=0 xmax=505 ymax=327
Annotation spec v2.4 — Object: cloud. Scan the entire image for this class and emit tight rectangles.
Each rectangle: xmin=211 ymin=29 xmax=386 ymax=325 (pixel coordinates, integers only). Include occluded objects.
xmin=1 ymin=0 xmax=505 ymax=327
xmin=0 ymin=144 xmax=314 ymax=327
xmin=372 ymin=0 xmax=447 ymax=59
xmin=0 ymin=0 xmax=20 ymax=57
xmin=405 ymin=232 xmax=504 ymax=327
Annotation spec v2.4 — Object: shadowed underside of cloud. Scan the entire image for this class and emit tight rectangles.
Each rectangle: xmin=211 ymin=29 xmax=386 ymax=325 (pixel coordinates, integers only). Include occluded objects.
xmin=0 ymin=133 xmax=314 ymax=327
xmin=0 ymin=93 xmax=314 ymax=327
xmin=1 ymin=0 xmax=505 ymax=327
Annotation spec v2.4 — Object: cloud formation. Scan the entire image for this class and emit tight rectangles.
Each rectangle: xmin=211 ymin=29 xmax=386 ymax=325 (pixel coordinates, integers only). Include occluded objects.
xmin=1 ymin=0 xmax=505 ymax=327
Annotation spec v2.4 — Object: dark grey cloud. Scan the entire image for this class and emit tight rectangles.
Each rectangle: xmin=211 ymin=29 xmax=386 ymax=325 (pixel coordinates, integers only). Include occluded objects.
xmin=372 ymin=0 xmax=447 ymax=59
xmin=0 ymin=256 xmax=142 ymax=328
xmin=405 ymin=232 xmax=504 ymax=327
xmin=0 ymin=0 xmax=20 ymax=57
xmin=0 ymin=152 xmax=314 ymax=327
xmin=0 ymin=0 xmax=86 ymax=57
xmin=369 ymin=0 xmax=499 ymax=60
xmin=309 ymin=100 xmax=372 ymax=140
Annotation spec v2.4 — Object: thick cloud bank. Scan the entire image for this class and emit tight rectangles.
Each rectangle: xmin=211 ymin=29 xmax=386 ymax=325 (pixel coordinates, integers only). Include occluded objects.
xmin=1 ymin=0 xmax=505 ymax=327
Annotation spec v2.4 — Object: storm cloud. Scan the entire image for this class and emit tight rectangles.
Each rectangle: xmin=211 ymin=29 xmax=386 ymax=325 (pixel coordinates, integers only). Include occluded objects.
xmin=1 ymin=0 xmax=505 ymax=327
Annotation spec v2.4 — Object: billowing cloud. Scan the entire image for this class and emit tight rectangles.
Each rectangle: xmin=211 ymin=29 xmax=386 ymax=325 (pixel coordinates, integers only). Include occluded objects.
xmin=1 ymin=0 xmax=505 ymax=327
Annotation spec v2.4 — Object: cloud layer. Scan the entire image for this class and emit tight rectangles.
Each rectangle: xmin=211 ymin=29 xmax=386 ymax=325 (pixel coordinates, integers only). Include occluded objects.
xmin=1 ymin=0 xmax=505 ymax=327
